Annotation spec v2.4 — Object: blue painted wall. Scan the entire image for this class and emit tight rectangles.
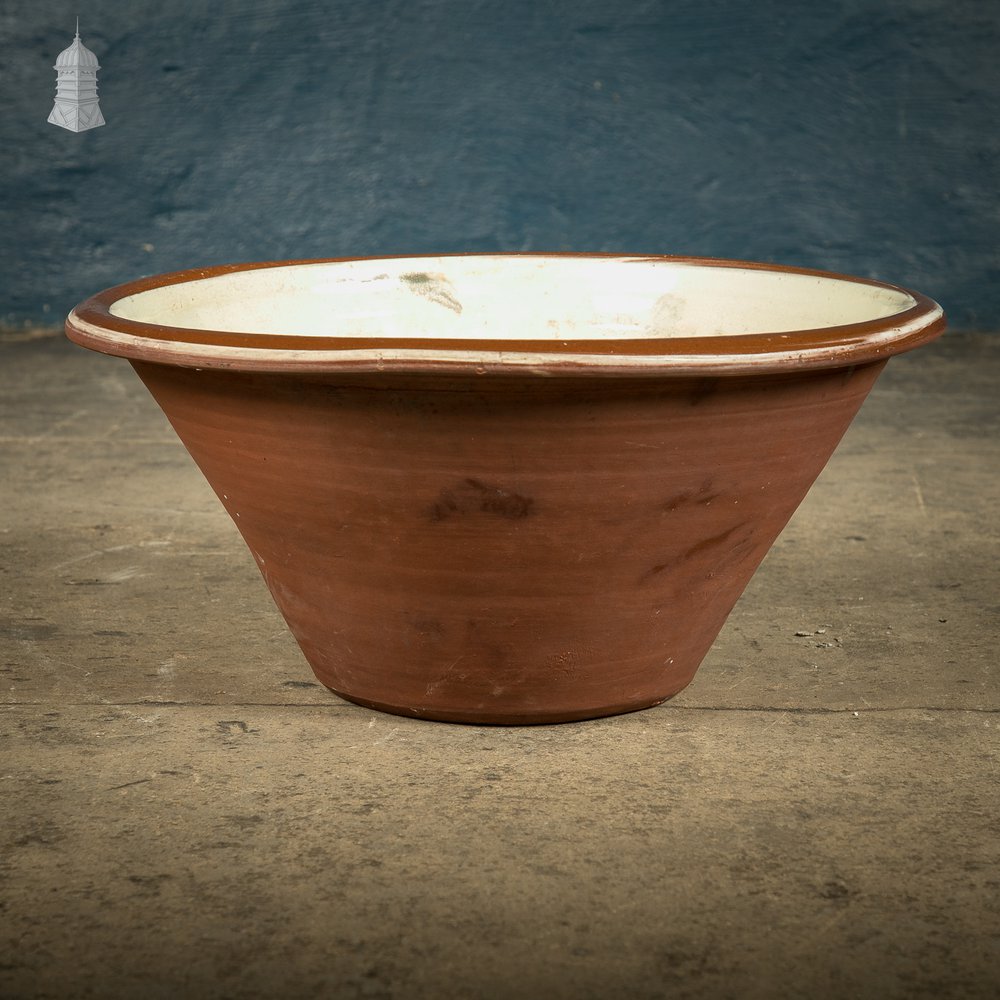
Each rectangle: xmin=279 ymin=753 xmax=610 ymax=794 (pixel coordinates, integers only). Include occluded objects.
xmin=2 ymin=0 xmax=998 ymax=328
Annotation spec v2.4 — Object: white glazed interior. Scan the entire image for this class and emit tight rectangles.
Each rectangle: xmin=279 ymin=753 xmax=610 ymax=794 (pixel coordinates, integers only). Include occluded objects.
xmin=109 ymin=256 xmax=916 ymax=341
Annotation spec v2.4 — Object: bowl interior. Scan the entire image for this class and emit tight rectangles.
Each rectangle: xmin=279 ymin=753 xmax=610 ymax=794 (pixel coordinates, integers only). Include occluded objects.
xmin=108 ymin=256 xmax=917 ymax=342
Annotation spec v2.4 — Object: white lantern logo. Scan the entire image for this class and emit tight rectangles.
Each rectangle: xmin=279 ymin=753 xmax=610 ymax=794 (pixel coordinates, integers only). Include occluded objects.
xmin=48 ymin=19 xmax=106 ymax=133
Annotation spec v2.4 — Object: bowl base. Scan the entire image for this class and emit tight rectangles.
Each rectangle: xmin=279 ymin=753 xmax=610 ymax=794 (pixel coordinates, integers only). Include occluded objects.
xmin=322 ymin=684 xmax=674 ymax=726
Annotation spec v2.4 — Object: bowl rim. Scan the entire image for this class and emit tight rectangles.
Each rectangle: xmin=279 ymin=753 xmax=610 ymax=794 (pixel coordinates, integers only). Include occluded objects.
xmin=64 ymin=252 xmax=946 ymax=376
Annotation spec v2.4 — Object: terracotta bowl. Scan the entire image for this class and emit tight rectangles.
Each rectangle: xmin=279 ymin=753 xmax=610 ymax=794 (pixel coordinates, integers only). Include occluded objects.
xmin=66 ymin=254 xmax=945 ymax=724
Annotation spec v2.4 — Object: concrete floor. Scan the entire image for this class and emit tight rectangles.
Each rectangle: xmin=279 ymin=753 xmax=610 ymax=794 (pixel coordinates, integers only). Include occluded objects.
xmin=2 ymin=329 xmax=998 ymax=999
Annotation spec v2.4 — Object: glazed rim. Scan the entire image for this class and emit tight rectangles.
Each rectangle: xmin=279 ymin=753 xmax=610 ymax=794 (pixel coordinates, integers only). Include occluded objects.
xmin=65 ymin=253 xmax=945 ymax=376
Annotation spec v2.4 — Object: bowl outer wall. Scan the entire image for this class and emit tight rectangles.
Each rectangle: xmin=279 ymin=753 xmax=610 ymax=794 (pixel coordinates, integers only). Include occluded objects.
xmin=128 ymin=357 xmax=888 ymax=724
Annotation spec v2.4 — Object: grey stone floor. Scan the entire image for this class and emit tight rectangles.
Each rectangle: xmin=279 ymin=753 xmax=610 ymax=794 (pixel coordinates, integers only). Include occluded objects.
xmin=2 ymin=329 xmax=998 ymax=999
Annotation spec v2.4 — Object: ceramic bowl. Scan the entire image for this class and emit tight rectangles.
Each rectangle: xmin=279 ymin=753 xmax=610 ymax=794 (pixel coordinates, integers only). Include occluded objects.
xmin=66 ymin=254 xmax=945 ymax=723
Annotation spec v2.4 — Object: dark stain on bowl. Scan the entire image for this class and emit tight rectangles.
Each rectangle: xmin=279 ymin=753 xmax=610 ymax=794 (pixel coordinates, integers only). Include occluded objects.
xmin=431 ymin=477 xmax=535 ymax=522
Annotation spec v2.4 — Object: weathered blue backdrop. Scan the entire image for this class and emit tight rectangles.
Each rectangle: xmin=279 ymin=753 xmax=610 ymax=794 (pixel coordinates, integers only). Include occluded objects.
xmin=2 ymin=0 xmax=998 ymax=328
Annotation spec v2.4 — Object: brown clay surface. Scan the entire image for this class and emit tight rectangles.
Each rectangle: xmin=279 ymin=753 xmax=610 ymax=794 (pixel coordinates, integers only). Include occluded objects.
xmin=131 ymin=361 xmax=885 ymax=723
xmin=2 ymin=330 xmax=998 ymax=998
